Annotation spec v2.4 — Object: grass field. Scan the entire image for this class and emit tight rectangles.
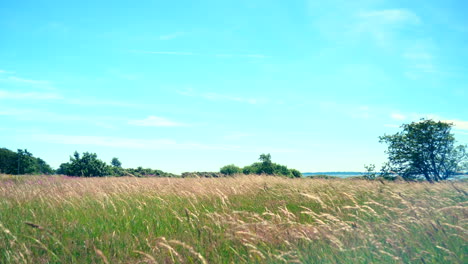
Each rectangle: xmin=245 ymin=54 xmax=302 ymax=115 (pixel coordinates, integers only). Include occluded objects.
xmin=0 ymin=174 xmax=466 ymax=263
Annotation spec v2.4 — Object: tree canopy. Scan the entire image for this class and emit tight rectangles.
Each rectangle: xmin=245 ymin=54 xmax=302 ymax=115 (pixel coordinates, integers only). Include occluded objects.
xmin=221 ymin=153 xmax=301 ymax=178
xmin=379 ymin=119 xmax=467 ymax=182
xmin=0 ymin=148 xmax=53 ymax=175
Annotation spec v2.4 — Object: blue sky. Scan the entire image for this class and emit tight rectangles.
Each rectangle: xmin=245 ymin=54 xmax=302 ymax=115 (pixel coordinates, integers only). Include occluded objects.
xmin=1 ymin=0 xmax=467 ymax=173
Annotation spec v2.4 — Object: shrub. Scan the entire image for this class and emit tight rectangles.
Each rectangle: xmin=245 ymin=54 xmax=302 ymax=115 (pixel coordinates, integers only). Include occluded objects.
xmin=220 ymin=164 xmax=242 ymax=175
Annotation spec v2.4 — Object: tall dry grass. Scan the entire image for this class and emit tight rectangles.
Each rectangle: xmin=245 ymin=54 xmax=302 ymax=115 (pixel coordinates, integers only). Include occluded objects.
xmin=0 ymin=174 xmax=466 ymax=263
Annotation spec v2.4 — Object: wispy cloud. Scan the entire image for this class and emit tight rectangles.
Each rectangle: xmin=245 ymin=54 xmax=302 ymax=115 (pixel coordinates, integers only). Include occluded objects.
xmin=66 ymin=98 xmax=146 ymax=108
xmin=30 ymin=133 xmax=297 ymax=153
xmin=0 ymin=71 xmax=54 ymax=89
xmin=177 ymin=89 xmax=266 ymax=105
xmin=32 ymin=134 xmax=242 ymax=151
xmin=358 ymin=9 xmax=420 ymax=25
xmin=0 ymin=107 xmax=119 ymax=129
xmin=138 ymin=51 xmax=198 ymax=56
xmin=202 ymin=92 xmax=262 ymax=104
xmin=0 ymin=90 xmax=62 ymax=100
xmin=351 ymin=9 xmax=421 ymax=46
xmin=0 ymin=69 xmax=14 ymax=74
xmin=223 ymin=132 xmax=253 ymax=140
xmin=319 ymin=102 xmax=374 ymax=119
xmin=38 ymin=22 xmax=70 ymax=34
xmin=128 ymin=116 xmax=187 ymax=127
xmin=159 ymin=32 xmax=185 ymax=40
xmin=4 ymin=76 xmax=51 ymax=86
xmin=214 ymin=54 xmax=271 ymax=59
xmin=134 ymin=50 xmax=270 ymax=59
xmin=403 ymin=46 xmax=438 ymax=79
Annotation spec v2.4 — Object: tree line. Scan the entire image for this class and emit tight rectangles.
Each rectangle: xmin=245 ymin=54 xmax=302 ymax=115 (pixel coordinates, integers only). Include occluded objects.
xmin=0 ymin=148 xmax=54 ymax=175
xmin=1 ymin=119 xmax=467 ymax=181
xmin=220 ymin=153 xmax=302 ymax=178
xmin=0 ymin=149 xmax=299 ymax=178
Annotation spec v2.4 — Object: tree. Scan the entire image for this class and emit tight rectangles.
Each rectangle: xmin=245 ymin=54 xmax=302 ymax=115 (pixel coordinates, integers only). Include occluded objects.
xmin=363 ymin=164 xmax=377 ymax=180
xmin=379 ymin=119 xmax=467 ymax=182
xmin=220 ymin=164 xmax=242 ymax=175
xmin=0 ymin=148 xmax=17 ymax=174
xmin=17 ymin=149 xmax=36 ymax=174
xmin=0 ymin=148 xmax=53 ymax=175
xmin=36 ymin=158 xmax=54 ymax=174
xmin=111 ymin=157 xmax=122 ymax=168
xmin=56 ymin=162 xmax=71 ymax=175
xmin=259 ymin=153 xmax=274 ymax=174
xmin=65 ymin=151 xmax=110 ymax=177
xmin=223 ymin=153 xmax=301 ymax=178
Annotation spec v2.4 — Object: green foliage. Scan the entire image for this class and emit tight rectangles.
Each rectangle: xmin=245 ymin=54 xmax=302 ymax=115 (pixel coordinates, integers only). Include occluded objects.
xmin=363 ymin=164 xmax=376 ymax=180
xmin=57 ymin=153 xmax=177 ymax=177
xmin=0 ymin=148 xmax=53 ymax=175
xmin=379 ymin=119 xmax=468 ymax=182
xmin=111 ymin=157 xmax=122 ymax=168
xmin=58 ymin=151 xmax=110 ymax=177
xmin=125 ymin=167 xmax=177 ymax=177
xmin=0 ymin=148 xmax=18 ymax=174
xmin=307 ymin=174 xmax=340 ymax=179
xmin=220 ymin=164 xmax=242 ymax=175
xmin=290 ymin=169 xmax=302 ymax=178
xmin=181 ymin=172 xmax=224 ymax=178
xmin=56 ymin=162 xmax=71 ymax=175
xmin=222 ymin=153 xmax=301 ymax=178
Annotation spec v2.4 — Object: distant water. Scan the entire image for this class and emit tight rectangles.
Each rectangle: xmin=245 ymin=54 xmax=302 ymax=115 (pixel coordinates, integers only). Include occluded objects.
xmin=302 ymin=172 xmax=363 ymax=178
xmin=302 ymin=172 xmax=468 ymax=180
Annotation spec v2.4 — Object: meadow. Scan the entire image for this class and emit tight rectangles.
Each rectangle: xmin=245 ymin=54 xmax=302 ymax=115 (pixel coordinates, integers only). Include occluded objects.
xmin=0 ymin=174 xmax=466 ymax=263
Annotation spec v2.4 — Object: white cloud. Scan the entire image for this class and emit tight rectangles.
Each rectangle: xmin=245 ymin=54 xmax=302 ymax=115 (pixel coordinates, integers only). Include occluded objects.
xmin=128 ymin=116 xmax=186 ymax=127
xmin=0 ymin=90 xmax=62 ymax=100
xmin=390 ymin=113 xmax=406 ymax=120
xmin=444 ymin=120 xmax=468 ymax=131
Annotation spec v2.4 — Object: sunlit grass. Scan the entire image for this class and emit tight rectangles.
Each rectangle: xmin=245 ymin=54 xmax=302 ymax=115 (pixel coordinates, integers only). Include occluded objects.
xmin=0 ymin=174 xmax=466 ymax=263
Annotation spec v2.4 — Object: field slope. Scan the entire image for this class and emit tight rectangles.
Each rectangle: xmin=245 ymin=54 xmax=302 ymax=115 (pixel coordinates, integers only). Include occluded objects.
xmin=0 ymin=175 xmax=466 ymax=263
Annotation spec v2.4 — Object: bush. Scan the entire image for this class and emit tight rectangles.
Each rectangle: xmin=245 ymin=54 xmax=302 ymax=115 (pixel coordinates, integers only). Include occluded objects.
xmin=221 ymin=154 xmax=301 ymax=178
xmin=220 ymin=164 xmax=242 ymax=175
xmin=290 ymin=169 xmax=302 ymax=178
xmin=60 ymin=151 xmax=110 ymax=177
xmin=181 ymin=172 xmax=224 ymax=178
